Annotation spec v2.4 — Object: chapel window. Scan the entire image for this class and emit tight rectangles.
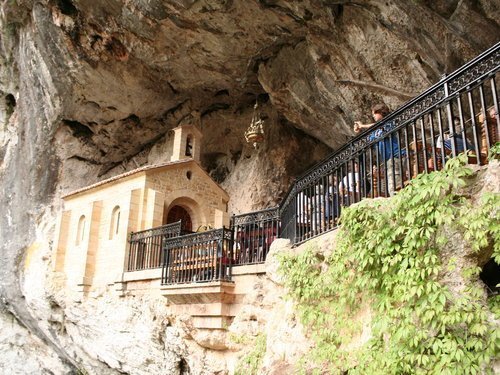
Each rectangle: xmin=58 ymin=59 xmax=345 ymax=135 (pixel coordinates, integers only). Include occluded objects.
xmin=109 ymin=206 xmax=120 ymax=240
xmin=185 ymin=135 xmax=193 ymax=157
xmin=76 ymin=215 xmax=86 ymax=246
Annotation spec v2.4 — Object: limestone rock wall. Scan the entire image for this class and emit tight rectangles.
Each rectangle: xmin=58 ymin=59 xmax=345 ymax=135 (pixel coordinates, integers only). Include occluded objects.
xmin=0 ymin=308 xmax=70 ymax=374
xmin=0 ymin=0 xmax=499 ymax=373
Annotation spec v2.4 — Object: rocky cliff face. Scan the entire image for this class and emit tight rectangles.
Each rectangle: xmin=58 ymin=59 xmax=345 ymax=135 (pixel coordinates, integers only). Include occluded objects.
xmin=0 ymin=0 xmax=498 ymax=373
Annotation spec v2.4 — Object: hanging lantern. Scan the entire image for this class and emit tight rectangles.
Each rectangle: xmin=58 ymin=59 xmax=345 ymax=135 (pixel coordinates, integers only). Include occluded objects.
xmin=244 ymin=101 xmax=265 ymax=149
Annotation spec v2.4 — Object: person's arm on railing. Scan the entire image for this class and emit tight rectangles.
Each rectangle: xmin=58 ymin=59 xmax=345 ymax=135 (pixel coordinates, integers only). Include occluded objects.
xmin=353 ymin=103 xmax=390 ymax=133
xmin=353 ymin=121 xmax=375 ymax=133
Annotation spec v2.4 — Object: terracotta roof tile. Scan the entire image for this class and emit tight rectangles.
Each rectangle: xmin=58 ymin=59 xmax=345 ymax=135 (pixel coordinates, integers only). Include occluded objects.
xmin=63 ymin=159 xmax=192 ymax=198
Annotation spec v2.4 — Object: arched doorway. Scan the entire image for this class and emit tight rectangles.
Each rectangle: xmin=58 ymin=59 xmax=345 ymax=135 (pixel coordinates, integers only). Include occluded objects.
xmin=164 ymin=205 xmax=193 ymax=233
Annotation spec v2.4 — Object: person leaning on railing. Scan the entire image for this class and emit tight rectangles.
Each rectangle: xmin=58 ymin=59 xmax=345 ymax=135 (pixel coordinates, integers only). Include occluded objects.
xmin=354 ymin=103 xmax=403 ymax=196
xmin=478 ymin=106 xmax=499 ymax=160
xmin=325 ymin=174 xmax=340 ymax=225
xmin=338 ymin=162 xmax=360 ymax=205
xmin=311 ymin=185 xmax=326 ymax=233
xmin=427 ymin=117 xmax=472 ymax=171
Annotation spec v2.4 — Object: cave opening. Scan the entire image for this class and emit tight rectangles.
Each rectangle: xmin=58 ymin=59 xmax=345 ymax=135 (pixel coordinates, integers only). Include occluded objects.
xmin=63 ymin=119 xmax=94 ymax=139
xmin=5 ymin=94 xmax=16 ymax=109
xmin=480 ymin=258 xmax=500 ymax=296
xmin=178 ymin=357 xmax=189 ymax=375
xmin=5 ymin=94 xmax=16 ymax=116
xmin=55 ymin=0 xmax=78 ymax=16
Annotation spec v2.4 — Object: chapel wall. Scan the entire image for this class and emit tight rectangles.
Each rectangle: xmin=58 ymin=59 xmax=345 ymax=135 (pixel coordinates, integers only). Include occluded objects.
xmin=58 ymin=175 xmax=148 ymax=292
xmin=145 ymin=163 xmax=229 ymax=230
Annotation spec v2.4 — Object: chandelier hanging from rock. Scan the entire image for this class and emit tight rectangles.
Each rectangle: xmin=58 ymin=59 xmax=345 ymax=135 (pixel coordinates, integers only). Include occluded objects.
xmin=244 ymin=101 xmax=265 ymax=149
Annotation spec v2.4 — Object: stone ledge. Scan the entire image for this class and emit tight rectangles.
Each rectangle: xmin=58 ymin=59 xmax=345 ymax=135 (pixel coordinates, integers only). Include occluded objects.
xmin=122 ymin=268 xmax=162 ymax=282
xmin=232 ymin=263 xmax=266 ymax=275
xmin=191 ymin=315 xmax=233 ymax=330
xmin=161 ymin=280 xmax=234 ymax=293
xmin=170 ymin=302 xmax=232 ymax=316
xmin=160 ymin=281 xmax=235 ymax=304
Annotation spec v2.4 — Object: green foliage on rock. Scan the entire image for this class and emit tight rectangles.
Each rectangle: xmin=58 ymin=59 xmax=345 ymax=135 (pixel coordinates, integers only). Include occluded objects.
xmin=235 ymin=333 xmax=267 ymax=375
xmin=488 ymin=142 xmax=500 ymax=161
xmin=279 ymin=154 xmax=500 ymax=374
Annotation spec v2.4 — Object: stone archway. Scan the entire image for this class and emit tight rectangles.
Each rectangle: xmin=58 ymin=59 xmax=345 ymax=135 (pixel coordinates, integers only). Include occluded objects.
xmin=165 ymin=205 xmax=192 ymax=233
xmin=163 ymin=196 xmax=204 ymax=233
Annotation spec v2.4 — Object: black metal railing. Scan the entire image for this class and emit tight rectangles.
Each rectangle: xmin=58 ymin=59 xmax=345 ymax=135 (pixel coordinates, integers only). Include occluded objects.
xmin=127 ymin=220 xmax=182 ymax=271
xmin=280 ymin=42 xmax=499 ymax=244
xmin=161 ymin=227 xmax=234 ymax=285
xmin=231 ymin=207 xmax=281 ymax=265
xmin=127 ymin=42 xmax=499 ymax=285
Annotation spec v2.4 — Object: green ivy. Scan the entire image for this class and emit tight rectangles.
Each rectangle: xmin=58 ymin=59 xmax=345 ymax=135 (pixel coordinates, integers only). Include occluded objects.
xmin=488 ymin=142 xmax=500 ymax=161
xmin=235 ymin=333 xmax=267 ymax=375
xmin=279 ymin=154 xmax=500 ymax=374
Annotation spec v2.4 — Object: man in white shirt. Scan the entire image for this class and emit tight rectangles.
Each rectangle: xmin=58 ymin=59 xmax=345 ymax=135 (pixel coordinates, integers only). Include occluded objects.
xmin=338 ymin=163 xmax=360 ymax=204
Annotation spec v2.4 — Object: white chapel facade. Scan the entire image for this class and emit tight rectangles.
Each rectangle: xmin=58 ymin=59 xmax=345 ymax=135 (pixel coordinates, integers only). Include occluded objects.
xmin=53 ymin=123 xmax=230 ymax=294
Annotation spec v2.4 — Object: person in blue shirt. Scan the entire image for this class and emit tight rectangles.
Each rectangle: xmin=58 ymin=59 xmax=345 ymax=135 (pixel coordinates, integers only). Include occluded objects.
xmin=354 ymin=103 xmax=390 ymax=134
xmin=354 ymin=103 xmax=403 ymax=196
xmin=428 ymin=117 xmax=472 ymax=170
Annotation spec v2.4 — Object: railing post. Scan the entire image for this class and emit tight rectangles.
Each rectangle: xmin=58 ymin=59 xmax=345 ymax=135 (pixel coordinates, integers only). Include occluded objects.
xmin=161 ymin=241 xmax=168 ymax=284
xmin=228 ymin=226 xmax=233 ymax=280
xmin=290 ymin=181 xmax=297 ymax=244
xmin=230 ymin=213 xmax=236 ymax=267
xmin=490 ymin=76 xmax=500 ymax=131
xmin=127 ymin=231 xmax=133 ymax=272
xmin=443 ymin=76 xmax=458 ymax=157
xmin=478 ymin=83 xmax=492 ymax=155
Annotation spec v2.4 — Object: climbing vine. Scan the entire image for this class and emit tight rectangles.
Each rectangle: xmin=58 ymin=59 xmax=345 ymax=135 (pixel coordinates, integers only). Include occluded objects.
xmin=234 ymin=333 xmax=267 ymax=375
xmin=279 ymin=154 xmax=499 ymax=374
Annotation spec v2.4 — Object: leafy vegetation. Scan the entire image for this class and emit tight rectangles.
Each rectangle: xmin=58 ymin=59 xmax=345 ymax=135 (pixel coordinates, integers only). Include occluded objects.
xmin=279 ymin=154 xmax=500 ymax=374
xmin=229 ymin=332 xmax=252 ymax=345
xmin=235 ymin=333 xmax=267 ymax=375
xmin=488 ymin=142 xmax=500 ymax=160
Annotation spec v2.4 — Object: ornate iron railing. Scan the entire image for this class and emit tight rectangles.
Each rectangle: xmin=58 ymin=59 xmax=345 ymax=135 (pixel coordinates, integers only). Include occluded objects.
xmin=128 ymin=42 xmax=499 ymax=285
xmin=161 ymin=227 xmax=234 ymax=285
xmin=280 ymin=41 xmax=499 ymax=244
xmin=127 ymin=220 xmax=182 ymax=271
xmin=231 ymin=207 xmax=280 ymax=265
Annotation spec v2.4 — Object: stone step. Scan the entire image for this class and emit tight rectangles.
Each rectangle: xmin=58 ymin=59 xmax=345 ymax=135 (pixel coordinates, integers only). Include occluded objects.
xmin=192 ymin=315 xmax=233 ymax=330
xmin=160 ymin=281 xmax=235 ymax=304
xmin=170 ymin=302 xmax=233 ymax=317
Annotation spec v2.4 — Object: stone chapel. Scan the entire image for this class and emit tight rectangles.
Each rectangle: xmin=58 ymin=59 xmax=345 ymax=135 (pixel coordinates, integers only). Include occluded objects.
xmin=53 ymin=124 xmax=230 ymax=294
